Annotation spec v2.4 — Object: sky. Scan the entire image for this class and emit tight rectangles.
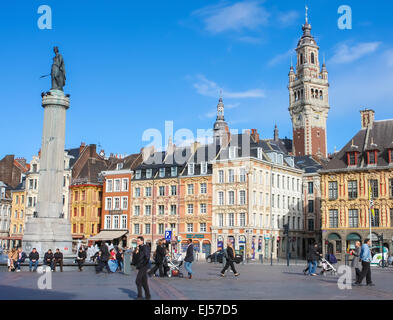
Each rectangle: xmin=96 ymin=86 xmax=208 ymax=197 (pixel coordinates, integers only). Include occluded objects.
xmin=1 ymin=0 xmax=393 ymax=160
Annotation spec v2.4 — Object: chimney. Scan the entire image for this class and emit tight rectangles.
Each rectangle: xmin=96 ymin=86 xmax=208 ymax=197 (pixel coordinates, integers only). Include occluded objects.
xmin=251 ymin=129 xmax=260 ymax=143
xmin=90 ymin=144 xmax=97 ymax=157
xmin=274 ymin=124 xmax=279 ymax=142
xmin=80 ymin=142 xmax=86 ymax=154
xmin=360 ymin=108 xmax=375 ymax=129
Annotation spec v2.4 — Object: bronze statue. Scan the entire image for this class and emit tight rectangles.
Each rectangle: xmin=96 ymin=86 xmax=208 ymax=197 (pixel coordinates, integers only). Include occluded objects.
xmin=51 ymin=46 xmax=66 ymax=91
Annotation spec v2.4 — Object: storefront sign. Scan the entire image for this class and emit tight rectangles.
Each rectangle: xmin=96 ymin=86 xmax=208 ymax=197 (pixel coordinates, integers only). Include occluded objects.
xmin=186 ymin=234 xmax=204 ymax=239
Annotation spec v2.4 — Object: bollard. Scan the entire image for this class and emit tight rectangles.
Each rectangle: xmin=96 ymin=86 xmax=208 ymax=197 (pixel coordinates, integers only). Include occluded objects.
xmin=123 ymin=251 xmax=132 ymax=275
xmin=270 ymin=253 xmax=273 ymax=266
xmin=259 ymin=254 xmax=263 ymax=264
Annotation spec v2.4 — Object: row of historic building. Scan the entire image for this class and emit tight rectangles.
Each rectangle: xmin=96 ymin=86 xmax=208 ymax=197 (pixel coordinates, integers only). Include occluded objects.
xmin=1 ymin=14 xmax=392 ymax=262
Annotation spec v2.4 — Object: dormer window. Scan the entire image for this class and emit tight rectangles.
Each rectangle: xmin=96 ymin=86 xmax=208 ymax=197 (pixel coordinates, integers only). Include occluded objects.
xmin=257 ymin=148 xmax=263 ymax=160
xmin=159 ymin=168 xmax=165 ymax=178
xmin=135 ymin=170 xmax=141 ymax=179
xmin=117 ymin=163 xmax=123 ymax=170
xmin=171 ymin=167 xmax=177 ymax=177
xmin=201 ymin=162 xmax=208 ymax=175
xmin=347 ymin=152 xmax=358 ymax=166
xmin=188 ymin=163 xmax=195 ymax=175
xmin=368 ymin=151 xmax=377 ymax=165
xmin=146 ymin=169 xmax=152 ymax=179
xmin=229 ymin=147 xmax=237 ymax=159
xmin=277 ymin=154 xmax=283 ymax=165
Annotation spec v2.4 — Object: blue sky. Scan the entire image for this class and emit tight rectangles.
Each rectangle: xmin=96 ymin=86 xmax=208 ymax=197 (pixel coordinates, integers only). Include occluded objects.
xmin=1 ymin=0 xmax=393 ymax=160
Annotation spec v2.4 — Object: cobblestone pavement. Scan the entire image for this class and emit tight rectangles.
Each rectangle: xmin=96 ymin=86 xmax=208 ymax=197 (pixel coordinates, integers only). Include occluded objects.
xmin=0 ymin=263 xmax=392 ymax=300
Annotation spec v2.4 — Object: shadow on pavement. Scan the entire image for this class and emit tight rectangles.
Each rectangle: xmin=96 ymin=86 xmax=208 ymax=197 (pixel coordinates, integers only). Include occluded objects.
xmin=118 ymin=287 xmax=138 ymax=299
xmin=0 ymin=284 xmax=76 ymax=300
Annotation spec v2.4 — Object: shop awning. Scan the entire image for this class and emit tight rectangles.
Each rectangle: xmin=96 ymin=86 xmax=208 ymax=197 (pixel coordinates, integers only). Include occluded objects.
xmin=328 ymin=233 xmax=341 ymax=240
xmin=346 ymin=233 xmax=361 ymax=241
xmin=88 ymin=230 xmax=128 ymax=241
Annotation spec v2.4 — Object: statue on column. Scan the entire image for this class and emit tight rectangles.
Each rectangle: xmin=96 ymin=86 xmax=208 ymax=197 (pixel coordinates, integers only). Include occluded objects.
xmin=51 ymin=46 xmax=66 ymax=91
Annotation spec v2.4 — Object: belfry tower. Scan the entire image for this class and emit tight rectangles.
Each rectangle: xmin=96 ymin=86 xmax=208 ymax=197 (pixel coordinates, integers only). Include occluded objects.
xmin=288 ymin=7 xmax=330 ymax=158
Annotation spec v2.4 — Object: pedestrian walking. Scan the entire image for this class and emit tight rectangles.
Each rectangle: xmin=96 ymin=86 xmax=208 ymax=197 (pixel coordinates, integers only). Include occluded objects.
xmin=53 ymin=248 xmax=64 ymax=272
xmin=29 ymin=248 xmax=39 ymax=272
xmin=44 ymin=249 xmax=55 ymax=271
xmin=350 ymin=241 xmax=361 ymax=284
xmin=355 ymin=239 xmax=375 ymax=286
xmin=76 ymin=247 xmax=87 ymax=271
xmin=116 ymin=248 xmax=124 ymax=272
xmin=307 ymin=242 xmax=319 ymax=276
xmin=132 ymin=236 xmax=151 ymax=300
xmin=148 ymin=239 xmax=165 ymax=277
xmin=220 ymin=240 xmax=240 ymax=277
xmin=184 ymin=239 xmax=194 ymax=279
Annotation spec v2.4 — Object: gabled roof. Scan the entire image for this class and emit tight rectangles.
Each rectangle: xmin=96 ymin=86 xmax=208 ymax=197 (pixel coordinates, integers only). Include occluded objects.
xmin=323 ymin=119 xmax=393 ymax=171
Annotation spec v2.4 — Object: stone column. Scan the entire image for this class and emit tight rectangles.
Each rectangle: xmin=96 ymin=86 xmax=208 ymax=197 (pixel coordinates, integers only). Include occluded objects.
xmin=23 ymin=90 xmax=73 ymax=257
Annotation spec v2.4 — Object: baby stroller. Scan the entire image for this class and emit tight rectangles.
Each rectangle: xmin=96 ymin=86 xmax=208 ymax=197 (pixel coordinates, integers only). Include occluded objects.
xmin=319 ymin=254 xmax=337 ymax=276
xmin=165 ymin=253 xmax=184 ymax=278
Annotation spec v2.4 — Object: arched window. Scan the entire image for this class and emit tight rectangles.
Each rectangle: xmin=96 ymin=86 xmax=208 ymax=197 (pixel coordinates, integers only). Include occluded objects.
xmin=301 ymin=89 xmax=304 ymax=98
xmin=319 ymin=90 xmax=323 ymax=100
xmin=311 ymin=89 xmax=314 ymax=98
xmin=300 ymin=54 xmax=304 ymax=64
xmin=311 ymin=52 xmax=315 ymax=64
xmin=294 ymin=91 xmax=297 ymax=101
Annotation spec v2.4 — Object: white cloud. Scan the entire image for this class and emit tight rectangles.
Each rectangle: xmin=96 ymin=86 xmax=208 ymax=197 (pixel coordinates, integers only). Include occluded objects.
xmin=193 ymin=74 xmax=265 ymax=99
xmin=268 ymin=49 xmax=293 ymax=66
xmin=277 ymin=10 xmax=299 ymax=27
xmin=330 ymin=41 xmax=381 ymax=64
xmin=193 ymin=1 xmax=269 ymax=34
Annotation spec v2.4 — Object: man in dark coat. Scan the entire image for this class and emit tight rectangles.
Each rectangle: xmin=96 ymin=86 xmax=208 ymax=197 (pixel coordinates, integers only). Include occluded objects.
xmin=132 ymin=236 xmax=151 ymax=300
xmin=29 ymin=248 xmax=39 ymax=272
xmin=44 ymin=249 xmax=54 ymax=271
xmin=53 ymin=248 xmax=64 ymax=272
xmin=307 ymin=243 xmax=320 ymax=276
xmin=184 ymin=239 xmax=194 ymax=279
xmin=96 ymin=242 xmax=111 ymax=273
xmin=148 ymin=240 xmax=166 ymax=277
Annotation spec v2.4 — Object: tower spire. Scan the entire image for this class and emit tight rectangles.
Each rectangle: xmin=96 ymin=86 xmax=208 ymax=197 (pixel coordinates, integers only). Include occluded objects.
xmin=305 ymin=5 xmax=308 ymax=24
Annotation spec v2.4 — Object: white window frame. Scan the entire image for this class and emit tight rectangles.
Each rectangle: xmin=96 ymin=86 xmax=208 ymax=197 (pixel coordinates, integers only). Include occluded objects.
xmin=106 ymin=179 xmax=113 ymax=192
xmin=121 ymin=215 xmax=127 ymax=229
xmin=146 ymin=169 xmax=152 ymax=179
xmin=187 ymin=223 xmax=194 ymax=232
xmin=200 ymin=203 xmax=207 ymax=214
xmin=114 ymin=179 xmax=121 ymax=192
xmin=188 ymin=163 xmax=195 ymax=175
xmin=200 ymin=223 xmax=206 ymax=232
xmin=159 ymin=168 xmax=165 ymax=178
xmin=113 ymin=197 xmax=120 ymax=210
xmin=113 ymin=215 xmax=119 ymax=229
xmin=121 ymin=196 xmax=128 ymax=210
xmin=122 ymin=178 xmax=129 ymax=191
xmin=105 ymin=197 xmax=112 ymax=210
xmin=145 ymin=205 xmax=151 ymax=216
xmin=135 ymin=170 xmax=141 ymax=179
xmin=187 ymin=204 xmax=194 ymax=214
xmin=105 ymin=215 xmax=111 ymax=229
xmin=201 ymin=162 xmax=208 ymax=174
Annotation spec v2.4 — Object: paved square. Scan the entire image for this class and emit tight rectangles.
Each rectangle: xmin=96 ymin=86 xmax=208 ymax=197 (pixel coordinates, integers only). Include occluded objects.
xmin=1 ymin=263 xmax=392 ymax=300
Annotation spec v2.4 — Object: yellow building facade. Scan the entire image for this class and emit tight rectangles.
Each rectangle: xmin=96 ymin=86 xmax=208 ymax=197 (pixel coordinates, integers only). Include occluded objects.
xmin=10 ymin=189 xmax=26 ymax=248
xmin=69 ymin=184 xmax=103 ymax=243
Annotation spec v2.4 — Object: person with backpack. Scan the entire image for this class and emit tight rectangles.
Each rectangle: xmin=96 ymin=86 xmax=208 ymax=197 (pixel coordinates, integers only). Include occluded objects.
xmin=132 ymin=236 xmax=151 ymax=300
xmin=220 ymin=240 xmax=239 ymax=277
